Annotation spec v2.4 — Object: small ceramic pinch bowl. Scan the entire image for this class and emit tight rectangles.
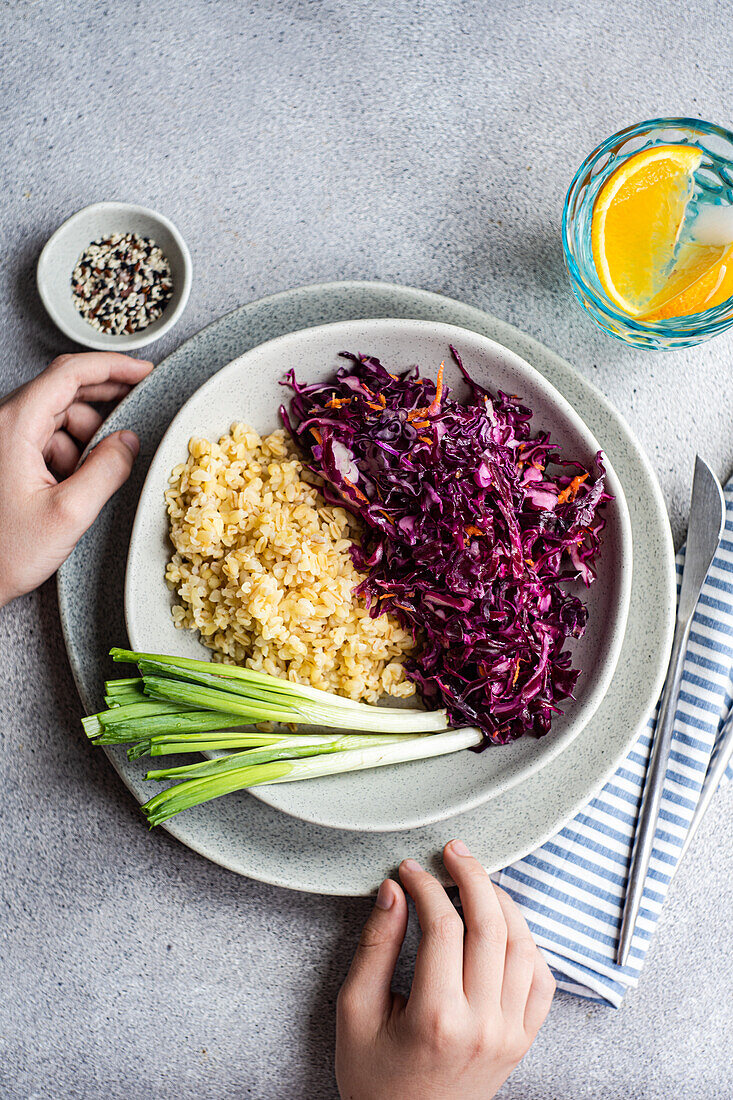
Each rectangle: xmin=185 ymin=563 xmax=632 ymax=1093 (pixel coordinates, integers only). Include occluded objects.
xmin=124 ymin=318 xmax=633 ymax=834
xmin=37 ymin=201 xmax=192 ymax=352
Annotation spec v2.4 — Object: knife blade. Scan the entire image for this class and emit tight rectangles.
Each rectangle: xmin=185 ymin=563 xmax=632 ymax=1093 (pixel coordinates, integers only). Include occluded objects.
xmin=616 ymin=455 xmax=725 ymax=967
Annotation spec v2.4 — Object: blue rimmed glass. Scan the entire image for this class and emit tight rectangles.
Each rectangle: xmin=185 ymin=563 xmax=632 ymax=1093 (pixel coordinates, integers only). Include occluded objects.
xmin=562 ymin=118 xmax=733 ymax=350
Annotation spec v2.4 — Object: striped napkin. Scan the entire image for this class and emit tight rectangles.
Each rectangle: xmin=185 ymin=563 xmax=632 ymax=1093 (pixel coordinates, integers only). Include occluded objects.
xmin=494 ymin=481 xmax=733 ymax=1007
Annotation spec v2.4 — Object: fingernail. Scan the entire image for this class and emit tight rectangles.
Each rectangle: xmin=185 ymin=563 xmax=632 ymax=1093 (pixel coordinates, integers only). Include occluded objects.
xmin=375 ymin=879 xmax=394 ymax=910
xmin=450 ymin=839 xmax=470 ymax=856
xmin=119 ymin=430 xmax=140 ymax=456
xmin=130 ymin=357 xmax=154 ymax=366
xmin=401 ymin=858 xmax=422 ymax=873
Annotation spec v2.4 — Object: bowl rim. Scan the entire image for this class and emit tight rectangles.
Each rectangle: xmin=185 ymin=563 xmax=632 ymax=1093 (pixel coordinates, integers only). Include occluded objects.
xmin=36 ymin=200 xmax=192 ymax=351
xmin=124 ymin=316 xmax=633 ymax=831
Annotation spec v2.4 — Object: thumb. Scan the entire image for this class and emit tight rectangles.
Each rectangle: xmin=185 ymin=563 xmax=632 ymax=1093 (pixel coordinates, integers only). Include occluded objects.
xmin=339 ymin=878 xmax=408 ymax=1024
xmin=52 ymin=430 xmax=140 ymax=536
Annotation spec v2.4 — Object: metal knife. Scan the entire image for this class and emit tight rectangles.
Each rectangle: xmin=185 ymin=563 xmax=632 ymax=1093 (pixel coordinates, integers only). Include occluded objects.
xmin=616 ymin=455 xmax=725 ymax=967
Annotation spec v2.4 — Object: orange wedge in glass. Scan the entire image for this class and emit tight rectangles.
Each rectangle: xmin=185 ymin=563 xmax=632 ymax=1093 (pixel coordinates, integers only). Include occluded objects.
xmin=591 ymin=143 xmax=733 ymax=320
xmin=643 ymin=240 xmax=733 ymax=320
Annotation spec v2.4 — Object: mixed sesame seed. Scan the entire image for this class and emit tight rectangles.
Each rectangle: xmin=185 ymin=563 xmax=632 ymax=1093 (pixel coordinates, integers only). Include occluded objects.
xmin=71 ymin=232 xmax=174 ymax=335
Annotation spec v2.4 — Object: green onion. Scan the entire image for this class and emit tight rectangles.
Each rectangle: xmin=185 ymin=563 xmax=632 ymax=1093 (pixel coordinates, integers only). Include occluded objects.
xmin=111 ymin=647 xmax=445 ymax=720
xmin=82 ymin=699 xmax=191 ymax=740
xmin=91 ymin=710 xmax=248 ymax=744
xmin=141 ymin=673 xmax=448 ymax=733
xmin=142 ymin=761 xmax=294 ymax=825
xmin=145 ymin=732 xmax=425 ymax=781
xmin=105 ymin=692 xmax=146 ymax=708
xmin=104 ymin=677 xmax=144 ymax=694
xmin=128 ymin=731 xmax=287 ymax=759
xmin=141 ymin=675 xmax=299 ymax=724
xmin=140 ymin=727 xmax=481 ymax=826
xmin=86 ymin=648 xmax=482 ymax=828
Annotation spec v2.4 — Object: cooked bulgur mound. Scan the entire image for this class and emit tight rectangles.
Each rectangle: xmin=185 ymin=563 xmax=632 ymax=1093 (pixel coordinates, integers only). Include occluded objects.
xmin=164 ymin=423 xmax=416 ymax=702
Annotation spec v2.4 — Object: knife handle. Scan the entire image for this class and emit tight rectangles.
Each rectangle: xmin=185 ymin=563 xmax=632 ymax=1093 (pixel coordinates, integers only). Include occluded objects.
xmin=616 ymin=614 xmax=692 ymax=966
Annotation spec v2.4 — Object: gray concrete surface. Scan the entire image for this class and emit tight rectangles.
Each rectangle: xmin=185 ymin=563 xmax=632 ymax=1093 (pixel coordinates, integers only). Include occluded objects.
xmin=2 ymin=1 xmax=732 ymax=1096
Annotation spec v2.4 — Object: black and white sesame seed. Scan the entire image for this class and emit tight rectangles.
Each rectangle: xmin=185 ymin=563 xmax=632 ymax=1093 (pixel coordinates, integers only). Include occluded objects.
xmin=71 ymin=232 xmax=174 ymax=335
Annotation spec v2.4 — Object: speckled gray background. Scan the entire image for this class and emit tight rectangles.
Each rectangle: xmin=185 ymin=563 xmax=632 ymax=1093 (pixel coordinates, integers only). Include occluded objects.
xmin=2 ymin=0 xmax=732 ymax=1097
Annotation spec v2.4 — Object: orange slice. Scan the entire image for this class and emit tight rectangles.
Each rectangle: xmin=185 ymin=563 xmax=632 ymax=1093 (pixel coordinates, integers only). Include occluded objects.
xmin=643 ymin=241 xmax=733 ymax=320
xmin=591 ymin=144 xmax=704 ymax=317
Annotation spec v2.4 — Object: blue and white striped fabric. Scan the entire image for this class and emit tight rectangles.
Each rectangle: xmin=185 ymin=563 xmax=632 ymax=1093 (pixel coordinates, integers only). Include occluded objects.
xmin=494 ymin=481 xmax=733 ymax=1007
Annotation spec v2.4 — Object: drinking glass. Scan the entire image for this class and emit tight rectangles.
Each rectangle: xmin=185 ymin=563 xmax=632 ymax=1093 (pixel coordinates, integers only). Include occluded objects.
xmin=562 ymin=117 xmax=733 ymax=350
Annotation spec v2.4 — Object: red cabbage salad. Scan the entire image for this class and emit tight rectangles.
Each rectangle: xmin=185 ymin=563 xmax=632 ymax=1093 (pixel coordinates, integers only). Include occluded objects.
xmin=281 ymin=347 xmax=611 ymax=746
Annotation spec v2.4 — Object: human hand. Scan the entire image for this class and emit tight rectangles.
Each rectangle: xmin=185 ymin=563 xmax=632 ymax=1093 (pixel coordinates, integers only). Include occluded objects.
xmin=0 ymin=352 xmax=153 ymax=607
xmin=336 ymin=840 xmax=555 ymax=1100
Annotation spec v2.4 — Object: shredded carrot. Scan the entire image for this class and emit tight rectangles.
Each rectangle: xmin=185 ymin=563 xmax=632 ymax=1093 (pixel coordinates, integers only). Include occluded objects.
xmin=409 ymin=361 xmax=445 ymax=420
xmin=512 ymin=664 xmax=521 ymax=687
xmin=465 ymin=525 xmax=485 ymax=537
xmin=403 ymin=363 xmax=446 ymax=421
xmin=343 ymin=476 xmax=368 ymax=503
xmin=365 ymin=400 xmax=383 ymax=411
xmin=326 ymin=396 xmax=351 ymax=409
xmin=310 ymin=427 xmax=322 ymax=445
xmin=418 ymin=435 xmax=433 ymax=445
xmin=557 ymin=473 xmax=588 ymax=505
xmin=377 ymin=393 xmax=386 ymax=407
xmin=424 ymin=360 xmax=444 ymax=416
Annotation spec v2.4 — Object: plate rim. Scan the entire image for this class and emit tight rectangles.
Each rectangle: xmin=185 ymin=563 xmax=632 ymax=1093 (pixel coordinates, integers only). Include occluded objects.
xmin=123 ymin=315 xmax=633 ymax=831
xmin=57 ymin=279 xmax=676 ymax=894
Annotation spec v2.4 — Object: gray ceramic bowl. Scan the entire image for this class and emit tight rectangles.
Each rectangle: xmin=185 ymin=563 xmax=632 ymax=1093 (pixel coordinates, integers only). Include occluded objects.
xmin=36 ymin=201 xmax=192 ymax=351
xmin=124 ymin=318 xmax=633 ymax=833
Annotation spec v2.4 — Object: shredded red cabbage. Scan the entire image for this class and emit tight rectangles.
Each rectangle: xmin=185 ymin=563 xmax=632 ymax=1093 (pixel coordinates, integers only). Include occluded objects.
xmin=280 ymin=347 xmax=611 ymax=745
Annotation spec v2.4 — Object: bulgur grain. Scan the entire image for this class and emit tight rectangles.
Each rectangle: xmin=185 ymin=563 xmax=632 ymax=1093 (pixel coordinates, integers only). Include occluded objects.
xmin=165 ymin=424 xmax=415 ymax=702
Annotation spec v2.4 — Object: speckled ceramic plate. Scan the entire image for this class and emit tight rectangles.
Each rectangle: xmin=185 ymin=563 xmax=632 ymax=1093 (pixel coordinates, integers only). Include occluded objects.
xmin=57 ymin=281 xmax=675 ymax=894
xmin=124 ymin=319 xmax=632 ymax=832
